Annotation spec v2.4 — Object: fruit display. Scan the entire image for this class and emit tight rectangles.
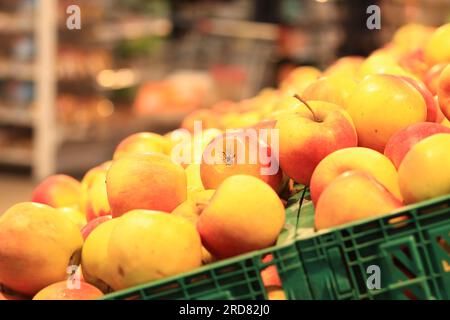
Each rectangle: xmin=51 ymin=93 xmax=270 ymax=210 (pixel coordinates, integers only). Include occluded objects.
xmin=0 ymin=22 xmax=449 ymax=301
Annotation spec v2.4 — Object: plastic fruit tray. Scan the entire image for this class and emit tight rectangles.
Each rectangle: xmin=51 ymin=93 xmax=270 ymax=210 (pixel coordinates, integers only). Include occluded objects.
xmin=102 ymin=190 xmax=450 ymax=300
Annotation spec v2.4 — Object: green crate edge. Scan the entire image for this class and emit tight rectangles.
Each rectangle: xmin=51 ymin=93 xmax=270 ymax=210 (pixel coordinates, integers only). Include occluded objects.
xmin=282 ymin=193 xmax=450 ymax=300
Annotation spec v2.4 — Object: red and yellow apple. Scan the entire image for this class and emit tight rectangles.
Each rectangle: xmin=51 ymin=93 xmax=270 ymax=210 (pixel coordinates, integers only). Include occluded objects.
xmin=200 ymin=130 xmax=283 ymax=192
xmin=81 ymin=218 xmax=119 ymax=293
xmin=279 ymin=66 xmax=321 ymax=96
xmin=0 ymin=202 xmax=83 ymax=295
xmin=113 ymin=132 xmax=168 ymax=160
xmin=384 ymin=122 xmax=450 ymax=169
xmin=323 ymin=56 xmax=364 ymax=78
xmin=302 ymin=75 xmax=357 ymax=109
xmin=315 ymin=170 xmax=402 ymax=230
xmin=80 ymin=215 xmax=112 ymax=240
xmin=197 ymin=175 xmax=285 ymax=259
xmin=437 ymin=64 xmax=450 ymax=120
xmin=424 ymin=63 xmax=447 ymax=95
xmin=106 ymin=153 xmax=187 ymax=217
xmin=107 ymin=210 xmax=202 ymax=290
xmin=275 ymin=97 xmax=358 ymax=185
xmin=310 ymin=147 xmax=402 ymax=204
xmin=398 ymin=133 xmax=450 ymax=204
xmin=33 ymin=281 xmax=103 ymax=300
xmin=31 ymin=174 xmax=82 ymax=209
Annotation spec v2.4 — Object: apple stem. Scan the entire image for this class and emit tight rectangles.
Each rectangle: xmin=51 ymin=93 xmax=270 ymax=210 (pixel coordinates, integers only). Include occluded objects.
xmin=294 ymin=94 xmax=319 ymax=122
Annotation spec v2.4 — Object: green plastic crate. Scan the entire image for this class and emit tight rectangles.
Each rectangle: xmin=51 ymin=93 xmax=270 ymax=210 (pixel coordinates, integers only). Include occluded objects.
xmin=275 ymin=193 xmax=450 ymax=300
xmin=103 ymin=192 xmax=449 ymax=300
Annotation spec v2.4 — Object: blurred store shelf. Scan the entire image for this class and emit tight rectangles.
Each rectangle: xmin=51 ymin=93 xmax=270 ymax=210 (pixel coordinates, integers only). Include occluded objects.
xmin=0 ymin=105 xmax=33 ymax=127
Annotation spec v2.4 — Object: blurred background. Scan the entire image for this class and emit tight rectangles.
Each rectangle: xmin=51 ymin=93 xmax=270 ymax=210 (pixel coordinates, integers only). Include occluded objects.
xmin=0 ymin=0 xmax=449 ymax=210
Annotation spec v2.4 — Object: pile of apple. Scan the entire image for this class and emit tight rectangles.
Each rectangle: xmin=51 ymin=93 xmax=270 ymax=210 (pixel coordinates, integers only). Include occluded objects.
xmin=1 ymin=23 xmax=450 ymax=301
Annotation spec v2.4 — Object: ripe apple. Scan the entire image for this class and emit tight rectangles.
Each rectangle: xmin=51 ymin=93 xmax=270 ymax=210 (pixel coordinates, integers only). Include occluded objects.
xmin=197 ymin=175 xmax=285 ymax=259
xmin=33 ymin=281 xmax=103 ymax=300
xmin=275 ymin=96 xmax=358 ymax=185
xmin=399 ymin=76 xmax=439 ymax=122
xmin=80 ymin=215 xmax=112 ymax=240
xmin=424 ymin=23 xmax=450 ymax=66
xmin=398 ymin=133 xmax=450 ymax=204
xmin=323 ymin=56 xmax=364 ymax=78
xmin=392 ymin=23 xmax=434 ymax=54
xmin=310 ymin=147 xmax=402 ymax=205
xmin=107 ymin=210 xmax=202 ymax=290
xmin=399 ymin=49 xmax=429 ymax=80
xmin=357 ymin=52 xmax=415 ymax=80
xmin=106 ymin=153 xmax=187 ymax=217
xmin=302 ymin=75 xmax=357 ymax=109
xmin=315 ymin=170 xmax=402 ymax=230
xmin=279 ymin=66 xmax=321 ymax=96
xmin=346 ymin=74 xmax=427 ymax=152
xmin=200 ymin=130 xmax=283 ymax=192
xmin=0 ymin=202 xmax=83 ymax=295
xmin=437 ymin=64 xmax=450 ymax=120
xmin=113 ymin=132 xmax=168 ymax=160
xmin=423 ymin=63 xmax=447 ymax=95
xmin=384 ymin=122 xmax=450 ymax=169
xmin=31 ymin=174 xmax=82 ymax=209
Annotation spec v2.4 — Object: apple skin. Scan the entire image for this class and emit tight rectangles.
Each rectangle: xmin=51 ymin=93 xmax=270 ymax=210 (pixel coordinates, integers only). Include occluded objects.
xmin=399 ymin=76 xmax=440 ymax=122
xmin=384 ymin=122 xmax=450 ymax=169
xmin=346 ymin=74 xmax=427 ymax=152
xmin=315 ymin=170 xmax=402 ymax=230
xmin=80 ymin=215 xmax=112 ymax=240
xmin=398 ymin=133 xmax=450 ymax=204
xmin=275 ymin=100 xmax=358 ymax=185
xmin=437 ymin=64 xmax=450 ymax=120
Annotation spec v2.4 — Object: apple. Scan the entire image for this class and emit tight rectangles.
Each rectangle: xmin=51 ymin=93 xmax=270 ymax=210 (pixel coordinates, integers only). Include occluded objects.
xmin=279 ymin=66 xmax=321 ymax=96
xmin=323 ymin=56 xmax=364 ymax=78
xmin=424 ymin=23 xmax=450 ymax=66
xmin=384 ymin=122 xmax=450 ymax=169
xmin=113 ymin=132 xmax=168 ymax=160
xmin=107 ymin=210 xmax=202 ymax=290
xmin=80 ymin=215 xmax=112 ymax=240
xmin=275 ymin=96 xmax=358 ymax=185
xmin=398 ymin=133 xmax=450 ymax=204
xmin=200 ymin=130 xmax=283 ymax=192
xmin=423 ymin=63 xmax=447 ymax=95
xmin=399 ymin=76 xmax=439 ymax=122
xmin=106 ymin=153 xmax=187 ymax=217
xmin=399 ymin=49 xmax=429 ymax=80
xmin=437 ymin=64 xmax=450 ymax=120
xmin=346 ymin=74 xmax=427 ymax=152
xmin=197 ymin=175 xmax=285 ymax=259
xmin=302 ymin=75 xmax=357 ymax=109
xmin=310 ymin=147 xmax=402 ymax=205
xmin=0 ymin=202 xmax=83 ymax=295
xmin=392 ymin=23 xmax=434 ymax=54
xmin=315 ymin=170 xmax=402 ymax=230
xmin=33 ymin=281 xmax=103 ymax=300
xmin=31 ymin=174 xmax=82 ymax=209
